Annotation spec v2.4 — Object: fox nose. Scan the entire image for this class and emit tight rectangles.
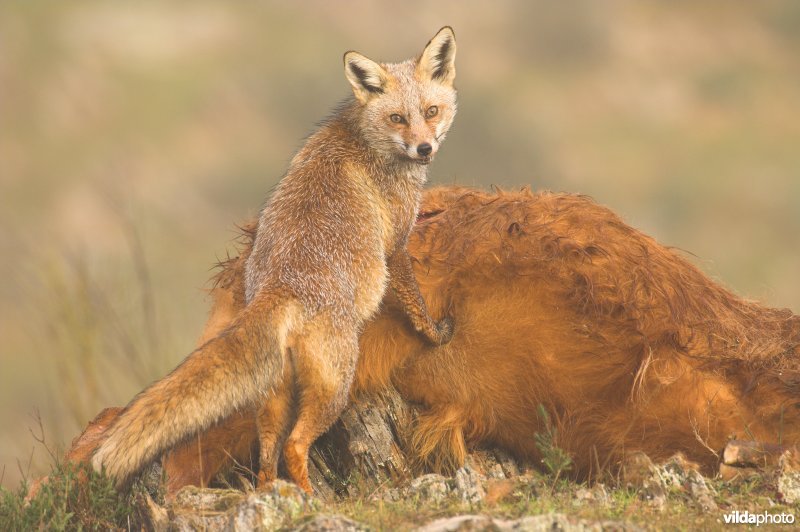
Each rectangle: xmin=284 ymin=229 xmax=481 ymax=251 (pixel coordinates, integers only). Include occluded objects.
xmin=417 ymin=143 xmax=432 ymax=157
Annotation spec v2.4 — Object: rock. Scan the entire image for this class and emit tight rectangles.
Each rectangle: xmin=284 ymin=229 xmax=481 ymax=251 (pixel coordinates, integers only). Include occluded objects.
xmin=573 ymin=484 xmax=610 ymax=507
xmin=776 ymin=450 xmax=800 ymax=504
xmin=257 ymin=479 xmax=319 ymax=518
xmin=293 ymin=513 xmax=371 ymax=531
xmin=620 ymin=452 xmax=717 ymax=512
xmin=492 ymin=449 xmax=522 ymax=479
xmin=376 ymin=459 xmax=532 ymax=508
xmin=163 ymin=480 xmax=318 ymax=531
xmin=406 ymin=474 xmax=453 ymax=503
xmin=621 ymin=451 xmax=657 ymax=489
xmin=461 ymin=449 xmax=521 ymax=481
xmin=682 ymin=469 xmax=718 ymax=512
xmin=172 ymin=509 xmax=230 ymax=532
xmin=414 ymin=515 xmax=494 ymax=532
xmin=414 ymin=513 xmax=642 ymax=532
xmin=454 ymin=465 xmax=486 ymax=504
xmin=514 ymin=513 xmax=643 ymax=532
xmin=650 ymin=454 xmax=696 ymax=491
xmin=620 ymin=452 xmax=665 ymax=509
xmin=658 ymin=455 xmax=716 ymax=512
xmin=172 ymin=486 xmax=246 ymax=512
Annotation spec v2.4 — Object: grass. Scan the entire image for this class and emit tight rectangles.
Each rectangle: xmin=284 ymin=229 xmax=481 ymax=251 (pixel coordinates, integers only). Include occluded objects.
xmin=0 ymin=411 xmax=143 ymax=531
xmin=320 ymin=472 xmax=799 ymax=530
xmin=0 ymin=462 xmax=137 ymax=531
xmin=533 ymin=404 xmax=573 ymax=484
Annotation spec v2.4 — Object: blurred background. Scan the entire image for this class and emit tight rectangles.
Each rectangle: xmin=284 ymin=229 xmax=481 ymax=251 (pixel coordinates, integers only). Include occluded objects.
xmin=2 ymin=1 xmax=799 ymax=488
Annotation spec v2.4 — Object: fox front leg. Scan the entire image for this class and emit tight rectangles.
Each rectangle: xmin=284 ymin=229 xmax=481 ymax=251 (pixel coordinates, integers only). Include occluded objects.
xmin=387 ymin=249 xmax=454 ymax=345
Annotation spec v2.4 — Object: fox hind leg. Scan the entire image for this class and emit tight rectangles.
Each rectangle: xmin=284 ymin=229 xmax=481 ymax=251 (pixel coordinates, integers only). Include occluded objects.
xmin=282 ymin=327 xmax=358 ymax=493
xmin=256 ymin=364 xmax=295 ymax=487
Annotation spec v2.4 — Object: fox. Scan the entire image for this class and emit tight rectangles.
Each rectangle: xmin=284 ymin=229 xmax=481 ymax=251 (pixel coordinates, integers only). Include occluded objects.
xmin=91 ymin=27 xmax=458 ymax=493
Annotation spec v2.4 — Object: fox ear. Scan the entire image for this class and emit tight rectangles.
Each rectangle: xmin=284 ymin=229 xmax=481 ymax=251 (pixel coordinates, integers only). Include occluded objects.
xmin=417 ymin=26 xmax=456 ymax=86
xmin=344 ymin=51 xmax=388 ymax=103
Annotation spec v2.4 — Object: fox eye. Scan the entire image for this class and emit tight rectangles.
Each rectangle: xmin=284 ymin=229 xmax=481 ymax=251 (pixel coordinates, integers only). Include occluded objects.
xmin=425 ymin=106 xmax=439 ymax=119
xmin=390 ymin=113 xmax=406 ymax=124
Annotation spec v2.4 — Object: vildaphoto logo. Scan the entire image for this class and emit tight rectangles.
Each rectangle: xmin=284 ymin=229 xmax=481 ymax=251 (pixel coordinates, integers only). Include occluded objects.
xmin=722 ymin=510 xmax=795 ymax=526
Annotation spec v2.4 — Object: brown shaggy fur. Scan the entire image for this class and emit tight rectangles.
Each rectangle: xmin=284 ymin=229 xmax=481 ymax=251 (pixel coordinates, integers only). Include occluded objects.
xmin=67 ymin=186 xmax=800 ymax=493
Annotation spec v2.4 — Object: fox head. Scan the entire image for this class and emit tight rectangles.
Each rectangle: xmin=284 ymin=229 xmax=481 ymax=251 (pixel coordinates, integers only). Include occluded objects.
xmin=344 ymin=27 xmax=457 ymax=165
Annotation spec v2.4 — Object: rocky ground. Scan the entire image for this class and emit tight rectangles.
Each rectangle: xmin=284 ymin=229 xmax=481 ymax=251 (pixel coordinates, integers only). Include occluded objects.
xmin=131 ymin=448 xmax=800 ymax=531
xmin=6 ymin=392 xmax=799 ymax=530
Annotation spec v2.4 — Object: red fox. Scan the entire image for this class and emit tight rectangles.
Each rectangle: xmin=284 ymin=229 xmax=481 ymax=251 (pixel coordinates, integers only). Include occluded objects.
xmin=92 ymin=27 xmax=458 ymax=493
xmin=54 ymin=187 xmax=799 ymax=495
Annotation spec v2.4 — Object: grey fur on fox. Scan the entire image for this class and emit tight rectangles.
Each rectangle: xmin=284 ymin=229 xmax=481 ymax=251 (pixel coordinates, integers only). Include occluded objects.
xmin=92 ymin=27 xmax=458 ymax=492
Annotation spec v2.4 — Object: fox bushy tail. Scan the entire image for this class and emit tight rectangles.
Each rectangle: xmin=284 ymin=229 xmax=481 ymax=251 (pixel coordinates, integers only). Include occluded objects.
xmin=92 ymin=296 xmax=292 ymax=486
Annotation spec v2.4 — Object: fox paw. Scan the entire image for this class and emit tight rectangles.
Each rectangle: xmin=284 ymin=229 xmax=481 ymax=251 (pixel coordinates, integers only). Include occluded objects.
xmin=433 ymin=316 xmax=455 ymax=345
xmin=256 ymin=470 xmax=276 ymax=490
